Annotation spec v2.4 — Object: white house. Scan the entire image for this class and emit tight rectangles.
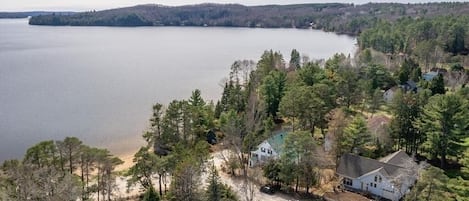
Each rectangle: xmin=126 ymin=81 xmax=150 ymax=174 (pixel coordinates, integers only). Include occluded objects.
xmin=249 ymin=130 xmax=288 ymax=167
xmin=337 ymin=150 xmax=417 ymax=201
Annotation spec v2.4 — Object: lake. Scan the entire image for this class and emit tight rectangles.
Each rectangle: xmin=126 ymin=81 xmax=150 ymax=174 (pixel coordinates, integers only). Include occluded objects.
xmin=0 ymin=18 xmax=356 ymax=162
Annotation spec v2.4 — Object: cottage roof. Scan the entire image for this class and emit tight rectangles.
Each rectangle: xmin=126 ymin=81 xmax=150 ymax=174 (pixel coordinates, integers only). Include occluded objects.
xmin=337 ymin=150 xmax=411 ymax=179
xmin=266 ymin=130 xmax=288 ymax=155
xmin=379 ymin=150 xmax=412 ymax=166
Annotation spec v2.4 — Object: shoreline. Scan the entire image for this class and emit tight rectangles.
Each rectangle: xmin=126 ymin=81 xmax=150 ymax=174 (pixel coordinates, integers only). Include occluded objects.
xmin=115 ymin=150 xmax=138 ymax=172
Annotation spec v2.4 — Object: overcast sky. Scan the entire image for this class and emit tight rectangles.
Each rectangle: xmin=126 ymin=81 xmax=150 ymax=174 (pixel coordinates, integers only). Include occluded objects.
xmin=1 ymin=0 xmax=467 ymax=11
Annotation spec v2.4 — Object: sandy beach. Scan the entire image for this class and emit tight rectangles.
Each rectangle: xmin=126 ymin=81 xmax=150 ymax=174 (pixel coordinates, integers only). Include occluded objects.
xmin=115 ymin=151 xmax=137 ymax=172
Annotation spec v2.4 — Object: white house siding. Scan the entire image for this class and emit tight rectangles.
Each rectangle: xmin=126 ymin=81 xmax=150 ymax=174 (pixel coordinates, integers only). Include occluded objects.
xmin=344 ymin=172 xmax=400 ymax=201
xmin=350 ymin=178 xmax=362 ymax=190
xmin=249 ymin=141 xmax=278 ymax=167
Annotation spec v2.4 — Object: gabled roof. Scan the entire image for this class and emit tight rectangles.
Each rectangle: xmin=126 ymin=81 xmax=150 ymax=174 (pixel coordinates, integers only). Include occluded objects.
xmin=337 ymin=150 xmax=411 ymax=179
xmin=266 ymin=130 xmax=288 ymax=155
xmin=379 ymin=150 xmax=412 ymax=166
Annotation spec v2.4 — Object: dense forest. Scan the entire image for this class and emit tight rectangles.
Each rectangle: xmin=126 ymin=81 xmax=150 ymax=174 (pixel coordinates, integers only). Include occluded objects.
xmin=29 ymin=2 xmax=469 ymax=35
xmin=1 ymin=2 xmax=469 ymax=201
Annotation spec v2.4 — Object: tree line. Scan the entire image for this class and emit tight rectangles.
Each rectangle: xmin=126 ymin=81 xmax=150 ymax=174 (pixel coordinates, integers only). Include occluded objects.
xmin=0 ymin=137 xmax=123 ymax=201
xmin=28 ymin=2 xmax=469 ymax=35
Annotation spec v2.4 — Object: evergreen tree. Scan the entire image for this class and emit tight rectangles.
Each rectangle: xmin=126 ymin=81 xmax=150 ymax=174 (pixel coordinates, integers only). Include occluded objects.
xmin=263 ymin=160 xmax=281 ymax=185
xmin=430 ymin=74 xmax=445 ymax=95
xmin=390 ymin=90 xmax=421 ymax=154
xmin=57 ymin=136 xmax=83 ymax=174
xmin=446 ymin=23 xmax=466 ymax=54
xmin=257 ymin=50 xmax=285 ymax=77
xmin=336 ymin=68 xmax=361 ymax=108
xmin=142 ymin=186 xmax=160 ymax=201
xmin=411 ymin=66 xmax=422 ymax=82
xmin=415 ymin=94 xmax=469 ymax=169
xmin=341 ymin=116 xmax=371 ymax=154
xmin=359 ymin=48 xmax=372 ymax=64
xmin=126 ymin=147 xmax=158 ymax=190
xmin=297 ymin=62 xmax=326 ymax=86
xmin=206 ymin=164 xmax=222 ymax=201
xmin=289 ymin=49 xmax=301 ymax=70
xmin=398 ymin=59 xmax=417 ymax=84
xmin=279 ymin=131 xmax=316 ymax=192
xmin=405 ymin=167 xmax=452 ymax=201
xmin=261 ymin=70 xmax=287 ymax=119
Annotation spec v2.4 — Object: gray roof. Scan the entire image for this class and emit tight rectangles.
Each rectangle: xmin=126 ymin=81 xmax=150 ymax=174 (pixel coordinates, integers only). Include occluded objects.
xmin=337 ymin=151 xmax=411 ymax=179
xmin=379 ymin=150 xmax=412 ymax=166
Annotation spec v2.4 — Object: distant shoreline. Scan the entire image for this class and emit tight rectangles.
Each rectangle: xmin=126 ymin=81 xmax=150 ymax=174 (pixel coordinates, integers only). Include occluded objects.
xmin=4 ymin=2 xmax=469 ymax=38
xmin=0 ymin=11 xmax=75 ymax=19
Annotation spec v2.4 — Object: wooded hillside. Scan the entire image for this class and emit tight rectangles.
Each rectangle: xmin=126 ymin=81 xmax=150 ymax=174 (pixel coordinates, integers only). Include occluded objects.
xmin=29 ymin=2 xmax=469 ymax=35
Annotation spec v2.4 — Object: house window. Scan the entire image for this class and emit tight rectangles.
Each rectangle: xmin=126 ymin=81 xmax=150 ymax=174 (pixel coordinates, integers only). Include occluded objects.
xmin=374 ymin=175 xmax=382 ymax=183
xmin=343 ymin=178 xmax=353 ymax=186
xmin=267 ymin=149 xmax=272 ymax=154
xmin=374 ymin=183 xmax=377 ymax=188
xmin=261 ymin=147 xmax=265 ymax=153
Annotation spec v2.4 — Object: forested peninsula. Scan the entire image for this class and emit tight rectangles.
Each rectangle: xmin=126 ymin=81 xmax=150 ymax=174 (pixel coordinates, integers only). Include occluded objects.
xmin=29 ymin=2 xmax=469 ymax=35
xmin=0 ymin=12 xmax=74 ymax=18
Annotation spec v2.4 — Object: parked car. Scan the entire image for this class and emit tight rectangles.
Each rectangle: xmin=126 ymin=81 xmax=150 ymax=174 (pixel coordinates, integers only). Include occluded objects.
xmin=260 ymin=185 xmax=275 ymax=195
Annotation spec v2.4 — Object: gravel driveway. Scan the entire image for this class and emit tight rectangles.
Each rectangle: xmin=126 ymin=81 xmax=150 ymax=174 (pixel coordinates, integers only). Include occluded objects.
xmin=209 ymin=150 xmax=300 ymax=201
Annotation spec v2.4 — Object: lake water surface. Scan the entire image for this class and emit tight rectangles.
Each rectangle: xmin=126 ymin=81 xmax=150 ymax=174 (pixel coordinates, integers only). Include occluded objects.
xmin=0 ymin=19 xmax=356 ymax=162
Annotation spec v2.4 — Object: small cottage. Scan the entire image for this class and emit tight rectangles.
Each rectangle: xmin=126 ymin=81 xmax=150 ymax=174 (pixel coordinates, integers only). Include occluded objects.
xmin=249 ymin=130 xmax=288 ymax=167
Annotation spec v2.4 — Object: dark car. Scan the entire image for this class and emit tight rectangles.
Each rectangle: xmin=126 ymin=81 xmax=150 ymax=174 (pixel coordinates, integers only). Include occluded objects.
xmin=260 ymin=185 xmax=275 ymax=195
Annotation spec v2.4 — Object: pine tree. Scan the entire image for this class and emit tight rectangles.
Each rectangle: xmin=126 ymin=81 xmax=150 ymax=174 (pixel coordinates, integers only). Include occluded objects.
xmin=405 ymin=167 xmax=452 ymax=201
xmin=398 ymin=58 xmax=418 ymax=84
xmin=206 ymin=164 xmax=222 ymax=201
xmin=289 ymin=49 xmax=301 ymax=70
xmin=415 ymin=94 xmax=469 ymax=169
xmin=390 ymin=90 xmax=421 ymax=154
xmin=142 ymin=186 xmax=160 ymax=201
xmin=261 ymin=70 xmax=287 ymax=119
xmin=430 ymin=74 xmax=445 ymax=95
xmin=341 ymin=116 xmax=371 ymax=154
